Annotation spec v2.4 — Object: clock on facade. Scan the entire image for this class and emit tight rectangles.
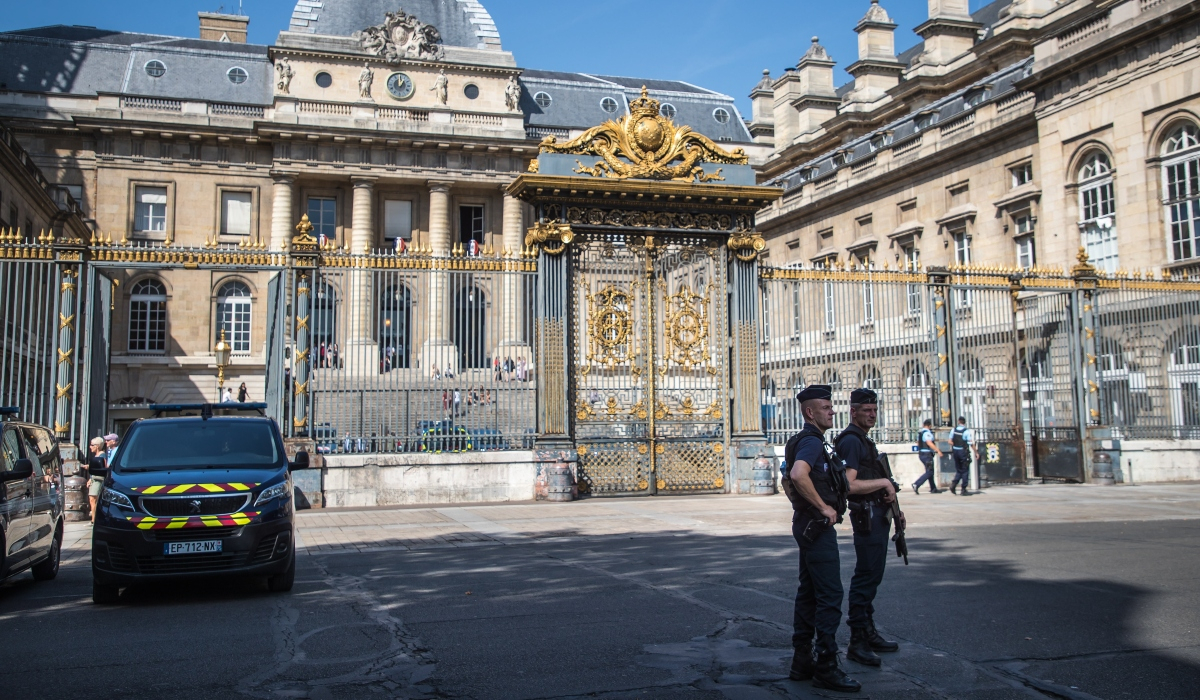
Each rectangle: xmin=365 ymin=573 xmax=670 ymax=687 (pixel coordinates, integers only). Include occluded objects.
xmin=386 ymin=72 xmax=415 ymax=100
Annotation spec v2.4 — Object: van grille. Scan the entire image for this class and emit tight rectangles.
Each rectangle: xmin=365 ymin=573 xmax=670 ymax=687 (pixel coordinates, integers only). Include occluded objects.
xmin=136 ymin=552 xmax=247 ymax=574
xmin=151 ymin=526 xmax=242 ymax=541
xmin=141 ymin=495 xmax=249 ymax=517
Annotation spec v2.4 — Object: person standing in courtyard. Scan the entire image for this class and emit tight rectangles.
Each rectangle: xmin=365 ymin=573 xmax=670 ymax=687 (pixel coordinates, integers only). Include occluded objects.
xmin=835 ymin=388 xmax=903 ymax=668
xmin=86 ymin=437 xmax=107 ymax=524
xmin=911 ymin=419 xmax=943 ymax=494
xmin=950 ymin=416 xmax=977 ymax=495
xmin=781 ymin=385 xmax=860 ymax=692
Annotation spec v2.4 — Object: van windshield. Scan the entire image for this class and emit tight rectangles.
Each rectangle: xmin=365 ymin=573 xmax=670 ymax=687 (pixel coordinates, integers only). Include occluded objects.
xmin=113 ymin=420 xmax=282 ymax=471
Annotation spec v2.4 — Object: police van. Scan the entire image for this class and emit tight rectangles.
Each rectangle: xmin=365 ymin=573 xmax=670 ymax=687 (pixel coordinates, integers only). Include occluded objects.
xmin=90 ymin=403 xmax=310 ymax=604
xmin=1 ymin=406 xmax=65 ymax=584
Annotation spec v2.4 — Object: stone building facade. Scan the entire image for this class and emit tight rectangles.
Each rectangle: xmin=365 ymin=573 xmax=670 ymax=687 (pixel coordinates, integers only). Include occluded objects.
xmin=0 ymin=1 xmax=753 ymax=430
xmin=749 ymin=0 xmax=1200 ymax=278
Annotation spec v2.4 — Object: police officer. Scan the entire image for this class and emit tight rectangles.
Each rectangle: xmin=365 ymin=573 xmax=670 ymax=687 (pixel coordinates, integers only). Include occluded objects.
xmin=781 ymin=385 xmax=860 ymax=692
xmin=911 ymin=419 xmax=943 ymax=494
xmin=949 ymin=416 xmax=977 ymax=496
xmin=835 ymin=388 xmax=903 ymax=667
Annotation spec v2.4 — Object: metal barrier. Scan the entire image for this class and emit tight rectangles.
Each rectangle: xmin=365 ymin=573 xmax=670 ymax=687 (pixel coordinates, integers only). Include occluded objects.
xmin=306 ymin=247 xmax=539 ymax=453
xmin=758 ymin=254 xmax=1200 ymax=483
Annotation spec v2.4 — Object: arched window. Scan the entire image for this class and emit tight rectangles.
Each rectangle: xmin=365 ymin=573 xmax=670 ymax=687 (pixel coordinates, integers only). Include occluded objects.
xmin=859 ymin=364 xmax=882 ymax=390
xmin=378 ymin=285 xmax=412 ymax=370
xmin=216 ymin=281 xmax=251 ymax=355
xmin=128 ymin=278 xmax=166 ymax=354
xmin=903 ymin=360 xmax=931 ymax=428
xmin=958 ymin=355 xmax=985 ymax=385
xmin=1078 ymin=151 xmax=1118 ymax=272
xmin=1169 ymin=325 xmax=1200 ymax=430
xmin=454 ymin=286 xmax=487 ymax=369
xmin=1161 ymin=122 xmax=1200 ymax=261
xmin=312 ymin=282 xmax=338 ymax=359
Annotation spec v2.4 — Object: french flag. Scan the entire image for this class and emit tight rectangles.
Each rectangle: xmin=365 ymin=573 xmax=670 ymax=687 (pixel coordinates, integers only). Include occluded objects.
xmin=395 ymin=237 xmax=407 ymax=254
xmin=468 ymin=239 xmax=480 ymax=257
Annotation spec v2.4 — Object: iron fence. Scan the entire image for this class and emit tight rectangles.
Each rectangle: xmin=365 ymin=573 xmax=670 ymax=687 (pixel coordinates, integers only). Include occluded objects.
xmin=0 ymin=238 xmax=67 ymax=434
xmin=305 ymin=249 xmax=539 ymax=453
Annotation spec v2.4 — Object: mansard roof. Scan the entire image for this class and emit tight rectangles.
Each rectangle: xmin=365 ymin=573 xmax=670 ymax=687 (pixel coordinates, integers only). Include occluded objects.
xmin=768 ymin=56 xmax=1033 ymax=192
xmin=520 ymin=70 xmax=753 ymax=145
xmin=0 ymin=25 xmax=273 ymax=105
xmin=287 ymin=0 xmax=502 ymax=51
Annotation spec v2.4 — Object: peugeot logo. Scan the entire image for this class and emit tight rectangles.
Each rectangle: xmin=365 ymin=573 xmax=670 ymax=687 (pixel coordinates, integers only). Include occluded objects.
xmin=188 ymin=499 xmax=202 ymax=514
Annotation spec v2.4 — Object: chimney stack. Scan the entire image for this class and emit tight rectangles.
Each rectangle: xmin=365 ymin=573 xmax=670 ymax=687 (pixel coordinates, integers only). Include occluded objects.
xmin=199 ymin=12 xmax=249 ymax=44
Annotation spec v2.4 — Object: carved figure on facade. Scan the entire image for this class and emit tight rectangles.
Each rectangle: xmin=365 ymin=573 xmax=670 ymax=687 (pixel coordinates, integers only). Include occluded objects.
xmin=505 ymin=75 xmax=522 ymax=112
xmin=431 ymin=68 xmax=449 ymax=105
xmin=539 ymin=87 xmax=748 ymax=183
xmin=355 ymin=11 xmax=444 ymax=63
xmin=358 ymin=63 xmax=374 ymax=99
xmin=275 ymin=57 xmax=295 ymax=95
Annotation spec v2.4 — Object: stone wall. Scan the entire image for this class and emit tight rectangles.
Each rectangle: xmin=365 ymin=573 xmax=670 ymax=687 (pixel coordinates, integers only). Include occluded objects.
xmin=322 ymin=450 xmax=538 ymax=507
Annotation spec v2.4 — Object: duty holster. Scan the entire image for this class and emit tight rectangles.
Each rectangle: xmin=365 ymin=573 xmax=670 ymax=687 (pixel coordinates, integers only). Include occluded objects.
xmin=847 ymin=501 xmax=872 ymax=536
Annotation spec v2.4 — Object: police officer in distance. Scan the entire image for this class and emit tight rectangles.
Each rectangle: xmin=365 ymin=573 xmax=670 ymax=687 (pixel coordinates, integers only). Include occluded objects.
xmin=949 ymin=416 xmax=977 ymax=496
xmin=835 ymin=388 xmax=904 ymax=667
xmin=781 ymin=385 xmax=860 ymax=693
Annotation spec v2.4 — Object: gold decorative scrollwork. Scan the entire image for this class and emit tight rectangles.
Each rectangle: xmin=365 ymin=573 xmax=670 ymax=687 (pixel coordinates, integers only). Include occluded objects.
xmin=586 ymin=284 xmax=635 ymax=366
xmin=540 ymin=87 xmax=747 ymax=183
xmin=629 ymin=399 xmax=647 ymax=420
xmin=662 ymin=283 xmax=711 ymax=370
xmin=525 ymin=222 xmax=574 ymax=255
xmin=727 ymin=231 xmax=766 ymax=262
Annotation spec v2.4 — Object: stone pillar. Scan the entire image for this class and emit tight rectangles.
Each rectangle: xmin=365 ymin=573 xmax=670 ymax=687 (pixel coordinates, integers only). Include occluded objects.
xmin=345 ymin=177 xmax=377 ymax=374
xmin=498 ymin=190 xmax=531 ymax=361
xmin=729 ymin=247 xmax=769 ymax=494
xmin=270 ymin=173 xmax=294 ymax=251
xmin=421 ymin=181 xmax=458 ymax=375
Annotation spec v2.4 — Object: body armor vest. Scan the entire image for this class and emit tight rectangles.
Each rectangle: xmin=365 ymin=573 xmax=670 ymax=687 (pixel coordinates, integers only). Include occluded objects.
xmin=835 ymin=424 xmax=886 ymax=503
xmin=952 ymin=425 xmax=968 ymax=450
xmin=783 ymin=423 xmax=849 ymax=518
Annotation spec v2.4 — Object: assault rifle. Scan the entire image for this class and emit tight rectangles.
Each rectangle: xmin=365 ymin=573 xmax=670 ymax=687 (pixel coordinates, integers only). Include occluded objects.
xmin=878 ymin=453 xmax=909 ymax=565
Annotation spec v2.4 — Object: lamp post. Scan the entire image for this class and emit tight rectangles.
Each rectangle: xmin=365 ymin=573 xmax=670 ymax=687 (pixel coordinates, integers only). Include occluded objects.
xmin=214 ymin=328 xmax=232 ymax=401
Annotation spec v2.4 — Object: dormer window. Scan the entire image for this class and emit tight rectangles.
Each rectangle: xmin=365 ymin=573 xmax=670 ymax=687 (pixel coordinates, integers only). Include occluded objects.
xmin=964 ymin=89 xmax=987 ymax=108
xmin=915 ymin=112 xmax=936 ymax=131
xmin=869 ymin=132 xmax=893 ymax=151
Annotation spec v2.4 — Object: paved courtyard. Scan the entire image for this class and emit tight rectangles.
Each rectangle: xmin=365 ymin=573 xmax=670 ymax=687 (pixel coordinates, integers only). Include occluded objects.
xmin=2 ymin=483 xmax=1199 ymax=699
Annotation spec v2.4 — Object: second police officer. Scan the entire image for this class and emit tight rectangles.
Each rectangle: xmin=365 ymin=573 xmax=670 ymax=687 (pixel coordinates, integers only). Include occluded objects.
xmin=781 ymin=385 xmax=860 ymax=692
xmin=835 ymin=388 xmax=904 ymax=667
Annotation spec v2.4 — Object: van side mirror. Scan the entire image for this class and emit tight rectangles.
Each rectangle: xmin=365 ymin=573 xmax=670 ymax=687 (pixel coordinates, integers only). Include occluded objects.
xmin=2 ymin=458 xmax=34 ymax=482
xmin=290 ymin=450 xmax=310 ymax=471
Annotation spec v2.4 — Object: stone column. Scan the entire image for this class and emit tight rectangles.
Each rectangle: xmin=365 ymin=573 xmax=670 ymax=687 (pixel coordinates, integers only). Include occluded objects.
xmin=345 ymin=177 xmax=377 ymax=374
xmin=498 ymin=190 xmax=530 ymax=361
xmin=270 ymin=173 xmax=294 ymax=251
xmin=421 ymin=181 xmax=458 ymax=375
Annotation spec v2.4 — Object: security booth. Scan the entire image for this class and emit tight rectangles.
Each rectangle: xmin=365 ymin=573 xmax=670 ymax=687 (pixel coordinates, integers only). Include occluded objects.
xmin=507 ymin=88 xmax=782 ymax=495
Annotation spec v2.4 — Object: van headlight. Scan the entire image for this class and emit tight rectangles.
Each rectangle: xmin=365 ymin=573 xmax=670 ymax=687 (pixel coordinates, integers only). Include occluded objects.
xmin=100 ymin=488 xmax=135 ymax=510
xmin=254 ymin=482 xmax=289 ymax=507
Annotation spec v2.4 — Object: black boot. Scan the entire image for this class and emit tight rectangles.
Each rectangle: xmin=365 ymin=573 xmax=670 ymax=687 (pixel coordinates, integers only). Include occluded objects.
xmin=865 ymin=621 xmax=899 ymax=653
xmin=789 ymin=644 xmax=814 ymax=681
xmin=950 ymin=483 xmax=958 ymax=495
xmin=812 ymin=634 xmax=862 ymax=692
xmin=847 ymin=627 xmax=880 ymax=667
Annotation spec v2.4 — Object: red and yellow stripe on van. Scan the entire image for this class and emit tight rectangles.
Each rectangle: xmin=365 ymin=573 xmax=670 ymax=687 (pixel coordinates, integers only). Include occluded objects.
xmin=125 ymin=512 xmax=261 ymax=529
xmin=130 ymin=483 xmax=260 ymax=495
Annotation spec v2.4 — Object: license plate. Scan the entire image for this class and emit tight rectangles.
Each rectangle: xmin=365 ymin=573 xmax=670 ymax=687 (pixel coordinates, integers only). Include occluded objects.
xmin=164 ymin=540 xmax=222 ymax=555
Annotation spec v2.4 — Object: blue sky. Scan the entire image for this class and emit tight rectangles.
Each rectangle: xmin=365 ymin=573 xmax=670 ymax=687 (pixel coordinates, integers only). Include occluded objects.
xmin=2 ymin=1 xmax=989 ymax=116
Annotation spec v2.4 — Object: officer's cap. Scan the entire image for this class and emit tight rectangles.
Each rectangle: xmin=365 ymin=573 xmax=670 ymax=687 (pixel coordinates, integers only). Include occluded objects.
xmin=796 ymin=385 xmax=832 ymax=402
xmin=850 ymin=388 xmax=878 ymax=405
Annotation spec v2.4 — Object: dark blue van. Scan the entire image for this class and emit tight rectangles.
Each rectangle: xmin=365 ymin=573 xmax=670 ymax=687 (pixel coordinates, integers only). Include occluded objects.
xmin=90 ymin=404 xmax=309 ymax=604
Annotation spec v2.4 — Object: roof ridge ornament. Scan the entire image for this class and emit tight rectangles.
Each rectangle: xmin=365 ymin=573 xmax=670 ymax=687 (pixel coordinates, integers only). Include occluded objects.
xmin=539 ymin=86 xmax=748 ymax=183
xmin=355 ymin=10 xmax=444 ymax=63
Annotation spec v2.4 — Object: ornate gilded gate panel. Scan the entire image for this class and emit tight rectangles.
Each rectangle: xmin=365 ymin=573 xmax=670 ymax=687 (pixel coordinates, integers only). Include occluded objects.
xmin=573 ymin=234 xmax=728 ymax=495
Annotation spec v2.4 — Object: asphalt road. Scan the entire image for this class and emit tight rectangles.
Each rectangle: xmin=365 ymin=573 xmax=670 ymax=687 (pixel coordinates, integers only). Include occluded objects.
xmin=1 ymin=510 xmax=1197 ymax=699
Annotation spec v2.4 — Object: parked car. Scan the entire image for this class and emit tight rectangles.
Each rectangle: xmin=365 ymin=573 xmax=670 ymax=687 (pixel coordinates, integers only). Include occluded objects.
xmin=90 ymin=403 xmax=310 ymax=604
xmin=1 ymin=407 xmax=65 ymax=584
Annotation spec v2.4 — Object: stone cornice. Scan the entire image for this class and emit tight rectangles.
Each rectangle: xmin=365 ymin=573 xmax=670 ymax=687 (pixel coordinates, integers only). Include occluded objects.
xmin=913 ymin=17 xmax=984 ymax=39
xmin=845 ymin=59 xmax=906 ymax=78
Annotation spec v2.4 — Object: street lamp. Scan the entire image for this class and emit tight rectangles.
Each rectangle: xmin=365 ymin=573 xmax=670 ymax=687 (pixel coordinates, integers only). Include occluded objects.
xmin=214 ymin=328 xmax=232 ymax=400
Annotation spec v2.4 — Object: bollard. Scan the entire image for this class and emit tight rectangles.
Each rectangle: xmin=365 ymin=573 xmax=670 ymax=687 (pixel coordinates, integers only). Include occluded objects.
xmin=64 ymin=475 xmax=90 ymax=521
xmin=546 ymin=462 xmax=574 ymax=502
xmin=752 ymin=453 xmax=776 ymax=495
xmin=1092 ymin=452 xmax=1115 ymax=485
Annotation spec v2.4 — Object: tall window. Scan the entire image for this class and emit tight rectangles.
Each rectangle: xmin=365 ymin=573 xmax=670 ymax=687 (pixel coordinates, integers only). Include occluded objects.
xmin=953 ymin=228 xmax=971 ymax=306
xmin=1078 ymin=152 xmax=1118 ymax=272
xmin=313 ymin=282 xmax=338 ymax=352
xmin=384 ymin=199 xmax=413 ymax=243
xmin=459 ymin=205 xmax=484 ymax=247
xmin=862 ymin=277 xmax=875 ymax=324
xmin=128 ymin=279 xmax=167 ymax=354
xmin=216 ymin=281 xmax=252 ymax=355
xmin=134 ymin=186 xmax=168 ymax=233
xmin=1162 ymin=123 xmax=1200 ymax=261
xmin=902 ymin=244 xmax=921 ymax=315
xmin=823 ymin=281 xmax=836 ymax=331
xmin=791 ymin=283 xmax=802 ymax=337
xmin=307 ymin=197 xmax=337 ymax=244
xmin=221 ymin=191 xmax=252 ymax=236
xmin=1016 ymin=235 xmax=1036 ymax=270
xmin=1010 ymin=162 xmax=1034 ymax=188
xmin=760 ymin=286 xmax=771 ymax=343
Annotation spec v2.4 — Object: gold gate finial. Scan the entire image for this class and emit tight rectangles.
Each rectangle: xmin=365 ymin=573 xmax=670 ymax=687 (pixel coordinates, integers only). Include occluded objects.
xmin=292 ymin=213 xmax=318 ymax=250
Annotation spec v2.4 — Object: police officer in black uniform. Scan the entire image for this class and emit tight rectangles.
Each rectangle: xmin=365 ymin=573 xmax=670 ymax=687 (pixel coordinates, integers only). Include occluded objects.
xmin=835 ymin=388 xmax=904 ymax=667
xmin=781 ymin=385 xmax=860 ymax=693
